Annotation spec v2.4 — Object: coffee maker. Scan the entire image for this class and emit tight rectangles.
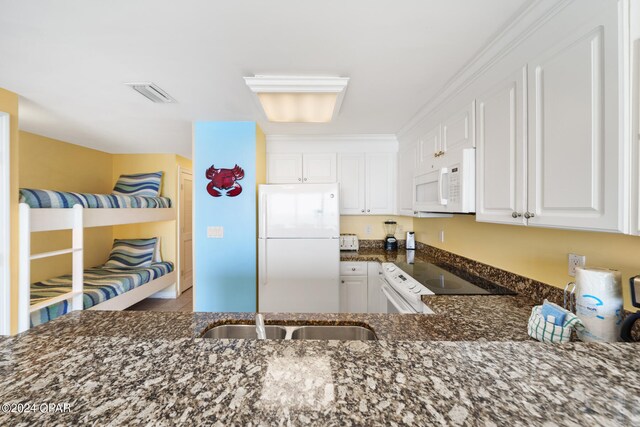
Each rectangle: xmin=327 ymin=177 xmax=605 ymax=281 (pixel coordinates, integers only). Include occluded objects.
xmin=383 ymin=220 xmax=398 ymax=251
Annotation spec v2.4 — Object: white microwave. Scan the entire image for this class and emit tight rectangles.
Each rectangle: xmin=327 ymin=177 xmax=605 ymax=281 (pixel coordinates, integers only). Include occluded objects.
xmin=413 ymin=148 xmax=475 ymax=213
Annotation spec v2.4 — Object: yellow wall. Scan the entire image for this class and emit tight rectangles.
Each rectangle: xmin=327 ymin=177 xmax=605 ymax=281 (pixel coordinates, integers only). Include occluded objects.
xmin=0 ymin=88 xmax=20 ymax=334
xmin=414 ymin=215 xmax=640 ymax=310
xmin=18 ymin=132 xmax=114 ymax=282
xmin=340 ymin=215 xmax=414 ymax=240
xmin=112 ymin=154 xmax=188 ymax=295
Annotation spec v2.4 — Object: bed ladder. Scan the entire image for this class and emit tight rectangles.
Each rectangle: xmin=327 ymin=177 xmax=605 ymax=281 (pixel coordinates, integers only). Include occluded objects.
xmin=18 ymin=204 xmax=84 ymax=333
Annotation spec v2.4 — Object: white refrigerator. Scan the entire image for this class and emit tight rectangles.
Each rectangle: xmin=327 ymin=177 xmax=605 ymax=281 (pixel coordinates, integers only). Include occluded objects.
xmin=258 ymin=184 xmax=340 ymax=313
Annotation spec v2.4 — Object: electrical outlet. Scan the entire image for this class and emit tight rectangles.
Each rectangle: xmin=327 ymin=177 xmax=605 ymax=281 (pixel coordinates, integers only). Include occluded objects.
xmin=439 ymin=230 xmax=445 ymax=243
xmin=568 ymin=253 xmax=585 ymax=277
xmin=365 ymin=225 xmax=373 ymax=236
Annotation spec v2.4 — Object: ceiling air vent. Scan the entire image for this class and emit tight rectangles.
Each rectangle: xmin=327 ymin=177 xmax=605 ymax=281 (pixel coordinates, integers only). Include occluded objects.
xmin=124 ymin=82 xmax=176 ymax=103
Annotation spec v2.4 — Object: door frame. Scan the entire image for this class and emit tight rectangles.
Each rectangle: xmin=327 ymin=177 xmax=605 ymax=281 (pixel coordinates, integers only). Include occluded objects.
xmin=176 ymin=166 xmax=193 ymax=296
xmin=0 ymin=112 xmax=10 ymax=336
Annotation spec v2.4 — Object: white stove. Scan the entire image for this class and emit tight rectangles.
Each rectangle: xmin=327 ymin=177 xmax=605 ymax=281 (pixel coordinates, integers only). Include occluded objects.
xmin=380 ymin=262 xmax=434 ymax=314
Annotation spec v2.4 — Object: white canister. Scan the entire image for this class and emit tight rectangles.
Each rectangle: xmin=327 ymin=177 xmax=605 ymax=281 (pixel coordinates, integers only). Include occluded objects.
xmin=575 ymin=267 xmax=623 ymax=342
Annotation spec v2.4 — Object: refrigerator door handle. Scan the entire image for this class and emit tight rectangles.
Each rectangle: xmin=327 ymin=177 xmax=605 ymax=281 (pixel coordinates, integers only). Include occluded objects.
xmin=259 ymin=239 xmax=267 ymax=287
xmin=259 ymin=192 xmax=267 ymax=239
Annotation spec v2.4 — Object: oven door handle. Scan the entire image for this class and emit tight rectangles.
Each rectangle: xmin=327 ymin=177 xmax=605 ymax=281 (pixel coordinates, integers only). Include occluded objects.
xmin=381 ymin=283 xmax=415 ymax=314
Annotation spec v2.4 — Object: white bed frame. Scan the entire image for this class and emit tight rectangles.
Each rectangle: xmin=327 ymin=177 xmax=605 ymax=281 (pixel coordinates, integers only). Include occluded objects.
xmin=18 ymin=203 xmax=177 ymax=333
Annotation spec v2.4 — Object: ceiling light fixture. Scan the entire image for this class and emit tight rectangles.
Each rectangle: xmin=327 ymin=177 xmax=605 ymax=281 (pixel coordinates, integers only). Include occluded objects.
xmin=124 ymin=82 xmax=176 ymax=103
xmin=244 ymin=75 xmax=349 ymax=123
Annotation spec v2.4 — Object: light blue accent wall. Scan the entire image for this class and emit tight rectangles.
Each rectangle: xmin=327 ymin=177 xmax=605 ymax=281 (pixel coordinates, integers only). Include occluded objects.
xmin=194 ymin=122 xmax=257 ymax=312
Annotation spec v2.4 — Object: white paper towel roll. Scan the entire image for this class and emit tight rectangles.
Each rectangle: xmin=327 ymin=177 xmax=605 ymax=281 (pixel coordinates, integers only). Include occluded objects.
xmin=575 ymin=267 xmax=623 ymax=342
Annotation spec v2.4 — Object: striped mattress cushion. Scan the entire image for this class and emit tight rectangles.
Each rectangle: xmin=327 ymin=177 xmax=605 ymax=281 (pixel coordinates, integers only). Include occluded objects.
xmin=20 ymin=188 xmax=171 ymax=208
xmin=104 ymin=238 xmax=158 ymax=269
xmin=30 ymin=262 xmax=174 ymax=328
xmin=112 ymin=172 xmax=162 ymax=197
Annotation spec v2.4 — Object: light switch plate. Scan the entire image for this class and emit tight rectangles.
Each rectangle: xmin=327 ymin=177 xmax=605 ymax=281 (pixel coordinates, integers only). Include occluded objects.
xmin=207 ymin=226 xmax=224 ymax=238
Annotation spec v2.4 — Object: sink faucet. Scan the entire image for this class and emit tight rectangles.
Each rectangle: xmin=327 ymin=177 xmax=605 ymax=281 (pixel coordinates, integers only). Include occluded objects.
xmin=256 ymin=313 xmax=266 ymax=340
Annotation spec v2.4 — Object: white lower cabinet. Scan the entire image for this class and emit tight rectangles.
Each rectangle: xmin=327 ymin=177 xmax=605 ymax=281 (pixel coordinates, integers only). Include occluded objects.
xmin=339 ymin=261 xmax=382 ymax=313
xmin=339 ymin=276 xmax=368 ymax=313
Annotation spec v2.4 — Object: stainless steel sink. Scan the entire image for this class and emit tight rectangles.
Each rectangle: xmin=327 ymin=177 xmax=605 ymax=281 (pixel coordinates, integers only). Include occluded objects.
xmin=202 ymin=324 xmax=287 ymax=340
xmin=290 ymin=325 xmax=377 ymax=341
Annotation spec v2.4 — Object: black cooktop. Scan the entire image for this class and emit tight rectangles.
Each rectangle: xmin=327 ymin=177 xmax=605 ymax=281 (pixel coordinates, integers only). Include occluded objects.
xmin=393 ymin=261 xmax=517 ymax=296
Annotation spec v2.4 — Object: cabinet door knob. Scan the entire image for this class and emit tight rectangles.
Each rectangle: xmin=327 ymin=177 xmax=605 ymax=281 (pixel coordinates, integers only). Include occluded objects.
xmin=361 ymin=209 xmax=365 ymax=213
xmin=367 ymin=209 xmax=370 ymax=213
xmin=298 ymin=178 xmax=302 ymax=182
xmin=511 ymin=212 xmax=522 ymax=218
xmin=524 ymin=212 xmax=535 ymax=219
xmin=304 ymin=178 xmax=308 ymax=182
xmin=351 ymin=267 xmax=356 ymax=271
xmin=341 ymin=280 xmax=345 ymax=284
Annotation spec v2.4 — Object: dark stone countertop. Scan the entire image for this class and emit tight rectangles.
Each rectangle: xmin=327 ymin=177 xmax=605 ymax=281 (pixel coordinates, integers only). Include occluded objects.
xmin=1 ymin=248 xmax=638 ymax=425
xmin=1 ymin=322 xmax=639 ymax=426
xmin=340 ymin=248 xmax=410 ymax=263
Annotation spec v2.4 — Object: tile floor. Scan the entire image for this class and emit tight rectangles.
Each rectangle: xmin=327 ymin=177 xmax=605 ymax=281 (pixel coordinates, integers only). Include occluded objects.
xmin=127 ymin=288 xmax=193 ymax=312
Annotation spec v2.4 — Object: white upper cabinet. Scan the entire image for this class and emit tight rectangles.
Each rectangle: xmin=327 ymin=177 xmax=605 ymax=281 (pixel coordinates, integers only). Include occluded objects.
xmin=476 ymin=68 xmax=527 ymax=225
xmin=365 ymin=153 xmax=395 ymax=215
xmin=338 ymin=152 xmax=395 ymax=215
xmin=417 ymin=126 xmax=440 ymax=174
xmin=302 ymin=153 xmax=337 ymax=183
xmin=338 ymin=153 xmax=366 ymax=215
xmin=267 ymin=153 xmax=303 ymax=183
xmin=527 ymin=16 xmax=622 ymax=232
xmin=267 ymin=153 xmax=336 ymax=184
xmin=442 ymin=101 xmax=476 ymax=153
xmin=397 ymin=141 xmax=417 ymax=216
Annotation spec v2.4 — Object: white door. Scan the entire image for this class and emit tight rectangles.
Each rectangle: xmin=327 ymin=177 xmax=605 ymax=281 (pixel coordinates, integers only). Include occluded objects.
xmin=0 ymin=112 xmax=9 ymax=336
xmin=442 ymin=101 xmax=476 ymax=153
xmin=267 ymin=153 xmax=303 ymax=183
xmin=179 ymin=169 xmax=193 ymax=292
xmin=303 ymin=153 xmax=336 ymax=183
xmin=337 ymin=153 xmax=366 ymax=215
xmin=365 ymin=153 xmax=395 ymax=215
xmin=476 ymin=67 xmax=528 ymax=225
xmin=527 ymin=13 xmax=622 ymax=232
xmin=339 ymin=276 xmax=368 ymax=313
xmin=259 ymin=239 xmax=339 ymax=313
xmin=260 ymin=184 xmax=339 ymax=238
xmin=397 ymin=141 xmax=417 ymax=216
xmin=418 ymin=126 xmax=441 ymax=172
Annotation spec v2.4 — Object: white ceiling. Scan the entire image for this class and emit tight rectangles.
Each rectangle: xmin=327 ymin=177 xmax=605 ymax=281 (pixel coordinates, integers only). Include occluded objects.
xmin=0 ymin=0 xmax=530 ymax=158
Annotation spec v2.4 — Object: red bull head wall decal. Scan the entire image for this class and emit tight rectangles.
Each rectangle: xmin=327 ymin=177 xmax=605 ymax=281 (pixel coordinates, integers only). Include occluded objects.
xmin=205 ymin=164 xmax=245 ymax=197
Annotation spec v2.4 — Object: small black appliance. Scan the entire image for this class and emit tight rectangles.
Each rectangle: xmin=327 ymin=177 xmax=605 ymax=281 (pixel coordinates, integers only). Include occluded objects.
xmin=383 ymin=220 xmax=398 ymax=251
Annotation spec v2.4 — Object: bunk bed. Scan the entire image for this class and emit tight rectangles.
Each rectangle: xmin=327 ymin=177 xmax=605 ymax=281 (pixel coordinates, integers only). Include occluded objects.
xmin=18 ymin=176 xmax=178 ymax=333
